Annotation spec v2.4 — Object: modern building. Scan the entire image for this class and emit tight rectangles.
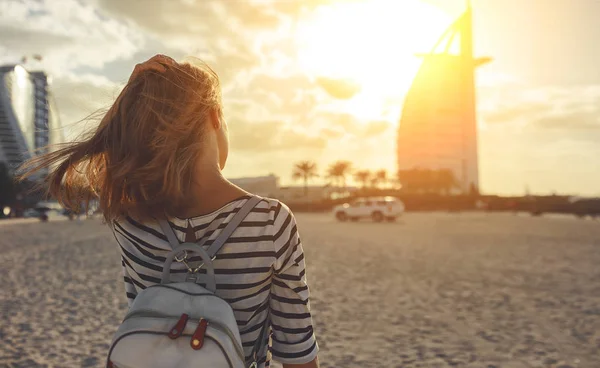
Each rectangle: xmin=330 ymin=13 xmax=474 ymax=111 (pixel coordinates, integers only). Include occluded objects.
xmin=277 ymin=185 xmax=338 ymax=203
xmin=397 ymin=4 xmax=491 ymax=193
xmin=229 ymin=174 xmax=280 ymax=198
xmin=229 ymin=174 xmax=340 ymax=203
xmin=0 ymin=64 xmax=62 ymax=178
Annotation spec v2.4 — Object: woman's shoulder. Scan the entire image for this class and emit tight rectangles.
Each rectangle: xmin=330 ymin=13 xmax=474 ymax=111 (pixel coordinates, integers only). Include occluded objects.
xmin=110 ymin=196 xmax=296 ymax=242
xmin=253 ymin=196 xmax=295 ymax=221
xmin=111 ymin=215 xmax=173 ymax=251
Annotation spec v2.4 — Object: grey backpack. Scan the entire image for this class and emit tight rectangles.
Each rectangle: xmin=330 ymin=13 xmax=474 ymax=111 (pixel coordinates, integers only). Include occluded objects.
xmin=107 ymin=196 xmax=268 ymax=368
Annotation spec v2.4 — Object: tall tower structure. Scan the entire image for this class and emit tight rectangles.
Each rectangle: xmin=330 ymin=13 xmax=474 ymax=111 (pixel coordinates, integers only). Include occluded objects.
xmin=397 ymin=3 xmax=490 ymax=193
xmin=0 ymin=65 xmax=62 ymax=178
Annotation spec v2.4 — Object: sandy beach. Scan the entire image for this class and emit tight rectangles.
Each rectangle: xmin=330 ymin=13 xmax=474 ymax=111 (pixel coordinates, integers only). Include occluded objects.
xmin=1 ymin=212 xmax=599 ymax=367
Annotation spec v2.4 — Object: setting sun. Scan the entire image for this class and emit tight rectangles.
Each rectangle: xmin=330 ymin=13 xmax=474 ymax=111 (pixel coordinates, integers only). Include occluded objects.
xmin=295 ymin=0 xmax=451 ymax=106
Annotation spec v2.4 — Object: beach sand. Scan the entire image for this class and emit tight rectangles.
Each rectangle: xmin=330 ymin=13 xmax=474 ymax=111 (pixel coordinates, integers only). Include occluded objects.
xmin=1 ymin=212 xmax=599 ymax=367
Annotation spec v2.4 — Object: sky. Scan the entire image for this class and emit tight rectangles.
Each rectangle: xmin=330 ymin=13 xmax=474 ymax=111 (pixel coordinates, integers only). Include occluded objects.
xmin=0 ymin=0 xmax=599 ymax=196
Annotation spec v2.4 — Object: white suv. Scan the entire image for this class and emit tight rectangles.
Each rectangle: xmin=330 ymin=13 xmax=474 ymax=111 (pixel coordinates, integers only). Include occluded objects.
xmin=333 ymin=197 xmax=405 ymax=222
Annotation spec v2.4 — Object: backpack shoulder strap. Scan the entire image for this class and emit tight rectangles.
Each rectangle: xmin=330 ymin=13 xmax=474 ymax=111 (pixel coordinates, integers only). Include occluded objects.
xmin=206 ymin=195 xmax=263 ymax=258
xmin=158 ymin=218 xmax=181 ymax=249
xmin=157 ymin=195 xmax=262 ymax=252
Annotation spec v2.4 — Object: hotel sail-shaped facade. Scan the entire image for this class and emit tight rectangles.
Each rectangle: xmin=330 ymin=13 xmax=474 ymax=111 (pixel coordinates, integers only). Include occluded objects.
xmin=397 ymin=5 xmax=490 ymax=193
xmin=0 ymin=64 xmax=63 ymax=179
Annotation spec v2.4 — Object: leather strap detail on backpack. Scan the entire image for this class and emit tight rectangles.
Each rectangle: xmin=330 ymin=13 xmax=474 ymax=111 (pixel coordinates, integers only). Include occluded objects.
xmin=190 ymin=318 xmax=208 ymax=350
xmin=168 ymin=313 xmax=189 ymax=339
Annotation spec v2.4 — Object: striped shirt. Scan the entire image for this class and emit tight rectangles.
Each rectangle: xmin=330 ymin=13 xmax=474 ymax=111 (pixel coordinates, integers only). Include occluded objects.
xmin=111 ymin=196 xmax=318 ymax=367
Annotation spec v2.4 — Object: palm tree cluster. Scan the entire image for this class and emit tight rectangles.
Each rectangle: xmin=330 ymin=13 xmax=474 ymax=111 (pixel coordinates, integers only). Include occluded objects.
xmin=352 ymin=169 xmax=390 ymax=189
xmin=292 ymin=160 xmax=392 ymax=195
xmin=324 ymin=163 xmax=392 ymax=191
xmin=326 ymin=161 xmax=352 ymax=190
xmin=292 ymin=161 xmax=319 ymax=196
xmin=291 ymin=161 xmax=461 ymax=196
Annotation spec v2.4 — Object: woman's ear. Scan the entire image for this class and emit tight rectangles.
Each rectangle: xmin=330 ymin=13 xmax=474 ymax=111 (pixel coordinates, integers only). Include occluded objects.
xmin=209 ymin=108 xmax=221 ymax=130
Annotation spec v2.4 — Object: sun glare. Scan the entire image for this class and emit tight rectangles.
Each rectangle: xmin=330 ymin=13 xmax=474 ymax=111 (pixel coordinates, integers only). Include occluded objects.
xmin=295 ymin=0 xmax=451 ymax=121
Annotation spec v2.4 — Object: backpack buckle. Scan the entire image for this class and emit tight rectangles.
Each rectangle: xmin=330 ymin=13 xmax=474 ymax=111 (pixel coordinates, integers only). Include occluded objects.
xmin=174 ymin=250 xmax=188 ymax=262
xmin=185 ymin=273 xmax=199 ymax=282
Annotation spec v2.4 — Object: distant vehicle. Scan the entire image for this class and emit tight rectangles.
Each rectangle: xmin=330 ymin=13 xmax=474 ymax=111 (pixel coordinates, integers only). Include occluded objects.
xmin=525 ymin=196 xmax=600 ymax=218
xmin=569 ymin=197 xmax=600 ymax=218
xmin=23 ymin=208 xmax=48 ymax=221
xmin=36 ymin=201 xmax=62 ymax=212
xmin=23 ymin=208 xmax=42 ymax=218
xmin=61 ymin=208 xmax=76 ymax=220
xmin=333 ymin=197 xmax=405 ymax=222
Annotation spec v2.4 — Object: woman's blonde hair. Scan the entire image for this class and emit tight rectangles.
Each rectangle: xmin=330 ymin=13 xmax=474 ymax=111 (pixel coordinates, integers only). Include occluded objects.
xmin=18 ymin=55 xmax=222 ymax=223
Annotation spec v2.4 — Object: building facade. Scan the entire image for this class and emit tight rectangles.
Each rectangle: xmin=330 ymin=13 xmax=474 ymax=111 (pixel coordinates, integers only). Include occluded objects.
xmin=229 ymin=175 xmax=339 ymax=203
xmin=277 ymin=185 xmax=337 ymax=203
xmin=0 ymin=65 xmax=62 ymax=178
xmin=397 ymin=5 xmax=490 ymax=193
xmin=229 ymin=175 xmax=280 ymax=198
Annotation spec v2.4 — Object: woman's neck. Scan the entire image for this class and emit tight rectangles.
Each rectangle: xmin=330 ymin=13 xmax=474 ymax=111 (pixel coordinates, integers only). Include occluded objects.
xmin=176 ymin=168 xmax=248 ymax=219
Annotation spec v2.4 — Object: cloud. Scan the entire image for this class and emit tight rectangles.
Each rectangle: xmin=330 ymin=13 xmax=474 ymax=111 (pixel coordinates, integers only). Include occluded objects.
xmin=532 ymin=111 xmax=600 ymax=131
xmin=364 ymin=120 xmax=393 ymax=136
xmin=94 ymin=0 xmax=276 ymax=69
xmin=93 ymin=0 xmax=319 ymax=112
xmin=319 ymin=128 xmax=345 ymax=139
xmin=229 ymin=120 xmax=327 ymax=153
xmin=481 ymin=102 xmax=548 ymax=124
xmin=480 ymin=84 xmax=600 ymax=134
xmin=307 ymin=113 xmax=359 ymax=140
xmin=96 ymin=0 xmax=282 ymax=36
xmin=0 ymin=24 xmax=72 ymax=51
xmin=310 ymin=112 xmax=392 ymax=139
xmin=0 ymin=0 xmax=144 ymax=73
xmin=316 ymin=77 xmax=361 ymax=99
xmin=49 ymin=73 xmax=119 ymax=139
xmin=269 ymin=0 xmax=352 ymax=15
xmin=477 ymin=83 xmax=600 ymax=195
xmin=233 ymin=73 xmax=318 ymax=109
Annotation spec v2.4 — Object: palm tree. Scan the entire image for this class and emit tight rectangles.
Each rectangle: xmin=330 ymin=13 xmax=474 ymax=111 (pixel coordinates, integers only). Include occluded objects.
xmin=397 ymin=169 xmax=419 ymax=193
xmin=436 ymin=169 xmax=458 ymax=195
xmin=398 ymin=168 xmax=434 ymax=193
xmin=369 ymin=176 xmax=380 ymax=189
xmin=354 ymin=170 xmax=371 ymax=189
xmin=326 ymin=161 xmax=352 ymax=192
xmin=292 ymin=161 xmax=319 ymax=196
xmin=374 ymin=169 xmax=388 ymax=189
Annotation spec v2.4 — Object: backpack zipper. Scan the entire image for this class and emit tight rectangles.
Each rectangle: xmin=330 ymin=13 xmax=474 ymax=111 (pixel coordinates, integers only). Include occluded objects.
xmin=122 ymin=310 xmax=245 ymax=361
xmin=107 ymin=330 xmax=235 ymax=368
xmin=144 ymin=284 xmax=215 ymax=296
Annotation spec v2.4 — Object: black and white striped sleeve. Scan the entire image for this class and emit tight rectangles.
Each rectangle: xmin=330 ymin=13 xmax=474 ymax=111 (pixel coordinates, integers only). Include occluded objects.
xmin=121 ymin=256 xmax=138 ymax=307
xmin=111 ymin=222 xmax=141 ymax=307
xmin=269 ymin=203 xmax=319 ymax=364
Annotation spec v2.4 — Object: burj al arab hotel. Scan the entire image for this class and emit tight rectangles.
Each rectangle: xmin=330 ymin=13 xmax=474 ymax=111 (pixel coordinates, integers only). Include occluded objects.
xmin=397 ymin=3 xmax=490 ymax=193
